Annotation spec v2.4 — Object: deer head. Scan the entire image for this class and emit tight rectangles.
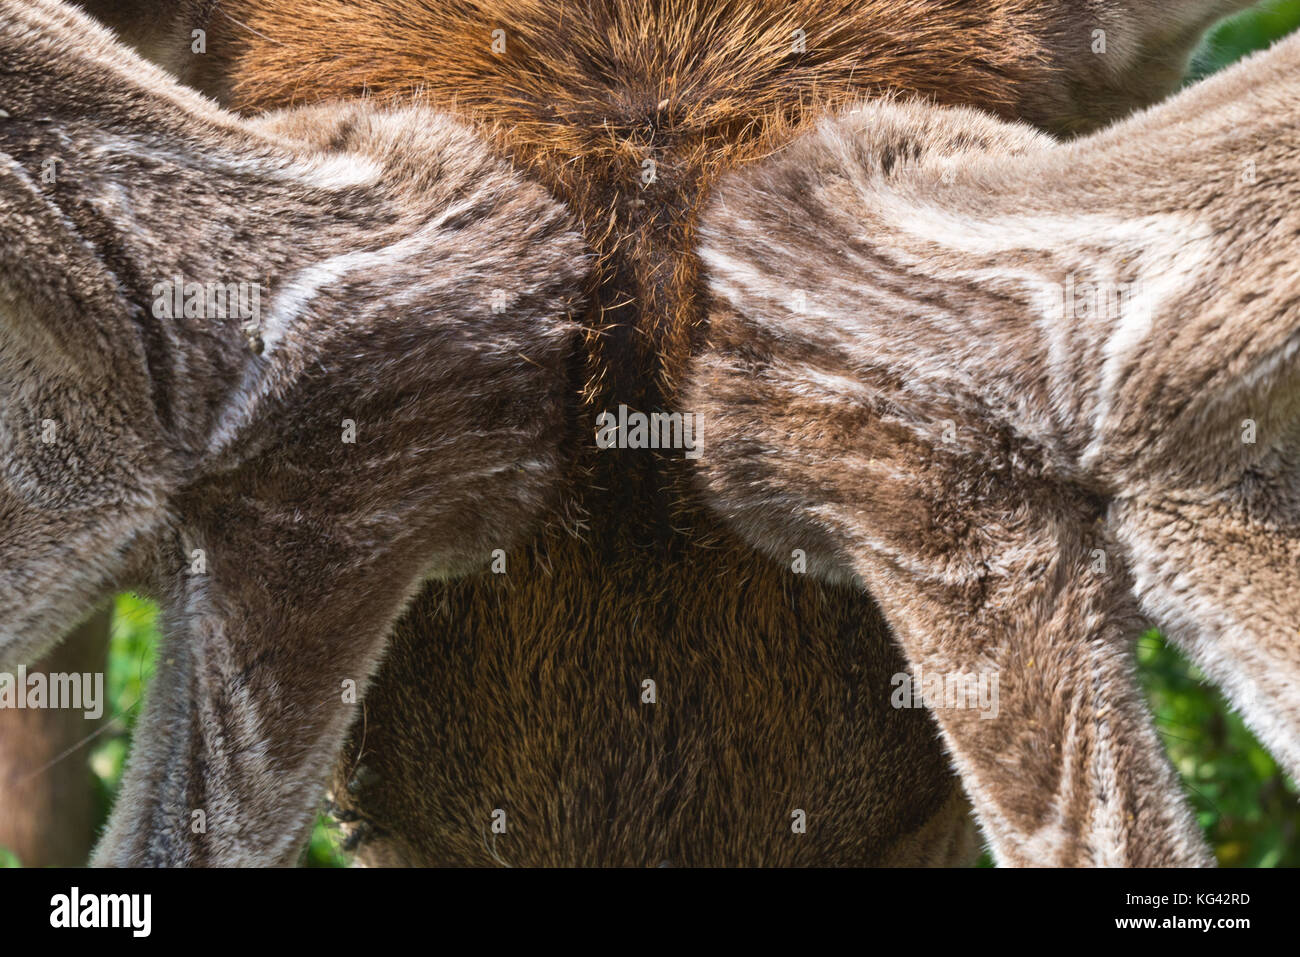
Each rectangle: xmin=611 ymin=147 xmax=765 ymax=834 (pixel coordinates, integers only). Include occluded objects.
xmin=1 ymin=0 xmax=1292 ymax=867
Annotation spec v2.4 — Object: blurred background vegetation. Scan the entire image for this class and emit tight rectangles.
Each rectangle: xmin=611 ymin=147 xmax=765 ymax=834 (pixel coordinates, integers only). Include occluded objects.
xmin=4 ymin=1 xmax=1300 ymax=870
xmin=1188 ymin=0 xmax=1300 ymax=81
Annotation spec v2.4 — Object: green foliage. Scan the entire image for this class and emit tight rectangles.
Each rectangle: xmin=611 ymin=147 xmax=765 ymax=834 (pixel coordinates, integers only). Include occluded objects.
xmin=1190 ymin=0 xmax=1300 ymax=80
xmin=89 ymin=594 xmax=158 ymax=831
xmin=304 ymin=812 xmax=351 ymax=868
xmin=1139 ymin=632 xmax=1299 ymax=867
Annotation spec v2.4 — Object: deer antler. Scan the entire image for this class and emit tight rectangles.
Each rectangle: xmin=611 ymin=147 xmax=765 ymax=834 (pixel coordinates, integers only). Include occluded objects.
xmin=0 ymin=0 xmax=586 ymax=864
xmin=689 ymin=30 xmax=1300 ymax=865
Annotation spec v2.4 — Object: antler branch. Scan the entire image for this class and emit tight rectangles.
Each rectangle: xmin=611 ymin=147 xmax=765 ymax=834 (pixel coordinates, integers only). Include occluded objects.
xmin=691 ymin=29 xmax=1300 ymax=864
